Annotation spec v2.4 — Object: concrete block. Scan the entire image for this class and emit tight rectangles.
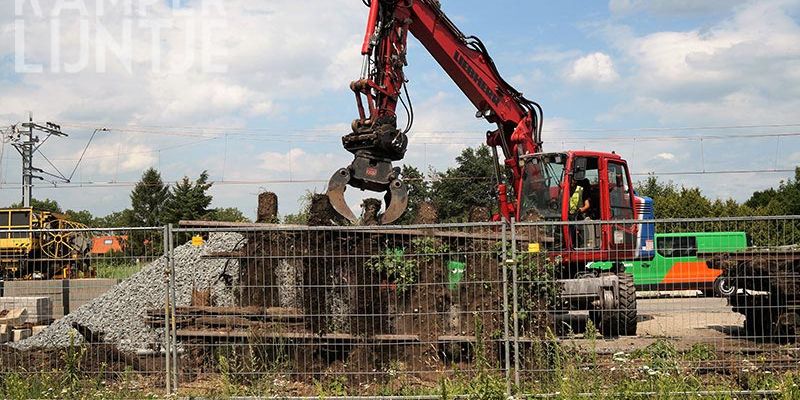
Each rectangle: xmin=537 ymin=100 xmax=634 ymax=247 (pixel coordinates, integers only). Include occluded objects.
xmin=12 ymin=328 xmax=31 ymax=342
xmin=0 ymin=297 xmax=51 ymax=324
xmin=32 ymin=325 xmax=47 ymax=335
xmin=68 ymin=279 xmax=119 ymax=311
xmin=4 ymin=280 xmax=66 ymax=318
xmin=0 ymin=308 xmax=28 ymax=326
xmin=4 ymin=279 xmax=119 ymax=319
xmin=0 ymin=324 xmax=8 ymax=335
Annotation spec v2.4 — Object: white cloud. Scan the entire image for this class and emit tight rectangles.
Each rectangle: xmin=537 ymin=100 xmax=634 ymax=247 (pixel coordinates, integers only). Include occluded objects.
xmin=0 ymin=0 xmax=365 ymax=125
xmin=259 ymin=148 xmax=348 ymax=181
xmin=0 ymin=0 xmax=369 ymax=216
xmin=656 ymin=152 xmax=676 ymax=161
xmin=603 ymin=0 xmax=800 ymax=124
xmin=565 ymin=52 xmax=620 ymax=84
xmin=609 ymin=0 xmax=747 ymax=16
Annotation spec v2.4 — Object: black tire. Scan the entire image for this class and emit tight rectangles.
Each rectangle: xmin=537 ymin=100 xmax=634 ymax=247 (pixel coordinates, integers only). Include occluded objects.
xmin=713 ymin=276 xmax=736 ymax=297
xmin=590 ymin=273 xmax=638 ymax=337
xmin=744 ymin=308 xmax=772 ymax=342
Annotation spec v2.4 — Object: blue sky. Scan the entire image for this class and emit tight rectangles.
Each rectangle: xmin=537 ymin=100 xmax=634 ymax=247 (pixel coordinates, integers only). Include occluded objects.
xmin=1 ymin=0 xmax=799 ymax=219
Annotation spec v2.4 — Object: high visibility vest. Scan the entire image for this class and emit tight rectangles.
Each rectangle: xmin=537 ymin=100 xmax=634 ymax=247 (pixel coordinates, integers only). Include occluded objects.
xmin=569 ymin=185 xmax=583 ymax=214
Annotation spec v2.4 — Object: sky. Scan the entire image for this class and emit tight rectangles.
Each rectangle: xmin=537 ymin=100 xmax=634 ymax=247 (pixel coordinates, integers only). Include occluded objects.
xmin=1 ymin=0 xmax=800 ymax=219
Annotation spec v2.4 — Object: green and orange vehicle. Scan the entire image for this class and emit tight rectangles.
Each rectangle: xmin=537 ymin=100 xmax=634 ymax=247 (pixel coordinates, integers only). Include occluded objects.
xmin=589 ymin=231 xmax=748 ymax=297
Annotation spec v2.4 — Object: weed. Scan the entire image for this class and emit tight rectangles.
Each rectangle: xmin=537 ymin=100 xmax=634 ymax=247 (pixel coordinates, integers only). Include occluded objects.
xmin=314 ymin=375 xmax=348 ymax=397
xmin=366 ymin=247 xmax=419 ymax=293
xmin=217 ymin=353 xmax=235 ymax=395
xmin=466 ymin=314 xmax=509 ymax=400
xmin=61 ymin=330 xmax=86 ymax=389
xmin=686 ymin=343 xmax=717 ymax=362
xmin=511 ymin=251 xmax=560 ymax=337
xmin=411 ymin=237 xmax=450 ymax=262
xmin=631 ymin=339 xmax=679 ymax=375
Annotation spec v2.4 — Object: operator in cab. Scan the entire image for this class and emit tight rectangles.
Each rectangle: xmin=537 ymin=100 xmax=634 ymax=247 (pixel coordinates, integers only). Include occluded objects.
xmin=569 ymin=178 xmax=594 ymax=248
xmin=569 ymin=178 xmax=591 ymax=218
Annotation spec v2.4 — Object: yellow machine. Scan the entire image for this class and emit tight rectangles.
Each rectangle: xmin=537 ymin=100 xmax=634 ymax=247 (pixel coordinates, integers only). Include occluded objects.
xmin=0 ymin=208 xmax=91 ymax=279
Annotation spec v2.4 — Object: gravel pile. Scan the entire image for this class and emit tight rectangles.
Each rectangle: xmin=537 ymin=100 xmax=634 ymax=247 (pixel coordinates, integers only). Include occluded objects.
xmin=11 ymin=232 xmax=244 ymax=353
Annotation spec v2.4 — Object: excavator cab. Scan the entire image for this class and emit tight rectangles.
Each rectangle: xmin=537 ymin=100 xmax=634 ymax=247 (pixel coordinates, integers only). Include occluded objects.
xmin=518 ymin=151 xmax=638 ymax=263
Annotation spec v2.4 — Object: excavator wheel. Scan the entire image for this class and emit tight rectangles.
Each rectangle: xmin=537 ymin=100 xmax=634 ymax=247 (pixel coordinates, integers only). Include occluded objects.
xmin=590 ymin=273 xmax=637 ymax=337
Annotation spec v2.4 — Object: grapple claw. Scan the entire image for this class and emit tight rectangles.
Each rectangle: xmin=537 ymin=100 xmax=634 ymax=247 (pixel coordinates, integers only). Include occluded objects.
xmin=327 ymin=168 xmax=359 ymax=224
xmin=326 ymin=155 xmax=409 ymax=225
xmin=380 ymin=179 xmax=408 ymax=225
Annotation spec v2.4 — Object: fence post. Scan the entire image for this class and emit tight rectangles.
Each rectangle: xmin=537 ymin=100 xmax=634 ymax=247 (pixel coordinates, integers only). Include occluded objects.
xmin=501 ymin=220 xmax=511 ymax=397
xmin=168 ymin=224 xmax=179 ymax=392
xmin=511 ymin=218 xmax=520 ymax=389
xmin=162 ymin=225 xmax=171 ymax=394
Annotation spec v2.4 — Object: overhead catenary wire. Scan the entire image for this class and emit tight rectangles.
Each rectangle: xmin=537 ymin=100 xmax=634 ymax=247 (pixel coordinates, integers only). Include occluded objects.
xmin=39 ymin=124 xmax=800 ymax=148
xmin=3 ymin=121 xmax=798 ymax=189
xmin=57 ymin=121 xmax=800 ymax=135
xmin=26 ymin=129 xmax=800 ymax=164
xmin=67 ymin=128 xmax=107 ymax=182
xmin=0 ymin=168 xmax=796 ymax=190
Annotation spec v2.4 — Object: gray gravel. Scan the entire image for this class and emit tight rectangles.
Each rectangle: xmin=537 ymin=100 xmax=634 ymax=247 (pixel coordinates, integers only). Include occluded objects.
xmin=11 ymin=232 xmax=244 ymax=353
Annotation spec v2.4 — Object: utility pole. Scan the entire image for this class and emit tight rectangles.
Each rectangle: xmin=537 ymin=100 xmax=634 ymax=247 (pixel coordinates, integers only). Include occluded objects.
xmin=2 ymin=113 xmax=68 ymax=207
xmin=21 ymin=113 xmax=35 ymax=207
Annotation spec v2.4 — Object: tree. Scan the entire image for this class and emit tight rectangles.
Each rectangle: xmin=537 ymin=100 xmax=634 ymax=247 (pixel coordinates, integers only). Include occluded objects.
xmin=745 ymin=168 xmax=800 ymax=216
xmin=283 ymin=191 xmax=314 ymax=224
xmin=431 ymin=145 xmax=496 ymax=222
xmin=210 ymin=207 xmax=251 ymax=223
xmin=744 ymin=188 xmax=778 ymax=210
xmin=163 ymin=171 xmax=214 ymax=224
xmin=64 ymin=209 xmax=95 ymax=226
xmin=93 ymin=209 xmax=135 ymax=228
xmin=10 ymin=198 xmax=62 ymax=213
xmin=397 ymin=165 xmax=431 ymax=224
xmin=129 ymin=168 xmax=170 ymax=227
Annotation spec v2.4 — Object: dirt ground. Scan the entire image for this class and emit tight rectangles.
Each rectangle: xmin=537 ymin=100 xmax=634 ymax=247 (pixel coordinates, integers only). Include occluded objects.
xmin=564 ymin=295 xmax=756 ymax=353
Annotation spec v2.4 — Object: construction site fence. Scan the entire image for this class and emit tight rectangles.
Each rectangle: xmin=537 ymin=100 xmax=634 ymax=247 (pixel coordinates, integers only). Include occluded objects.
xmin=1 ymin=217 xmax=800 ymax=398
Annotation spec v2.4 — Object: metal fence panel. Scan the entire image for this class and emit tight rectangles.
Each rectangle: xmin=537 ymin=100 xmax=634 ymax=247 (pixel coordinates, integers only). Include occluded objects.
xmin=168 ymin=223 xmax=508 ymax=397
xmin=0 ymin=226 xmax=169 ymax=388
xmin=3 ymin=217 xmax=800 ymax=398
xmin=512 ymin=216 xmax=800 ymax=397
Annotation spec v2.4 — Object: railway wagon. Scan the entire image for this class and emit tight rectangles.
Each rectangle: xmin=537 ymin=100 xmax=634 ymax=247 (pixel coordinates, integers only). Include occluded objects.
xmin=0 ymin=208 xmax=91 ymax=279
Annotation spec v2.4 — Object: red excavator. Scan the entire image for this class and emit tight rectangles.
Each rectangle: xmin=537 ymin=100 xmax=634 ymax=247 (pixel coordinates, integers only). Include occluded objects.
xmin=328 ymin=0 xmax=638 ymax=335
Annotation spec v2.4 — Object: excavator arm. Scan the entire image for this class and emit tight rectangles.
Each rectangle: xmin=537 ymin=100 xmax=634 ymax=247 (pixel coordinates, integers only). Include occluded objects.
xmin=328 ymin=0 xmax=543 ymax=224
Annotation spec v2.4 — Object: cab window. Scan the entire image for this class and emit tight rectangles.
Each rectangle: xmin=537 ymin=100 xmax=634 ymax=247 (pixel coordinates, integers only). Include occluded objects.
xmin=11 ymin=211 xmax=29 ymax=226
xmin=657 ymin=236 xmax=698 ymax=258
xmin=607 ymin=162 xmax=633 ymax=220
xmin=572 ymin=157 xmax=600 ymax=219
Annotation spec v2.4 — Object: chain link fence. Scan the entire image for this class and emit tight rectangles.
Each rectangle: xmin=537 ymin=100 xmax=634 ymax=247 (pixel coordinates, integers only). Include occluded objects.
xmin=1 ymin=217 xmax=799 ymax=398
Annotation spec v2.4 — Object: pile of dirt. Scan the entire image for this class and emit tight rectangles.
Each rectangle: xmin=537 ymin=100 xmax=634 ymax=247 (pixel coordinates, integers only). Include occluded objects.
xmin=233 ymin=213 xmax=508 ymax=377
xmin=307 ymin=194 xmax=348 ymax=226
xmin=361 ymin=198 xmax=382 ymax=225
xmin=414 ymin=201 xmax=438 ymax=224
xmin=468 ymin=206 xmax=491 ymax=222
xmin=256 ymin=192 xmax=279 ymax=223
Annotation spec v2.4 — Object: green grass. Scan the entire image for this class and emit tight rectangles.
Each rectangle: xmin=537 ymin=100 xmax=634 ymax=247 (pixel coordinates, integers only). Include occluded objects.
xmin=93 ymin=262 xmax=142 ymax=280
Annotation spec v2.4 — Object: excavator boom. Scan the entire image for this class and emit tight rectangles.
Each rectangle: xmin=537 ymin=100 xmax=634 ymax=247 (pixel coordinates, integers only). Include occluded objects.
xmin=327 ymin=0 xmax=542 ymax=224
